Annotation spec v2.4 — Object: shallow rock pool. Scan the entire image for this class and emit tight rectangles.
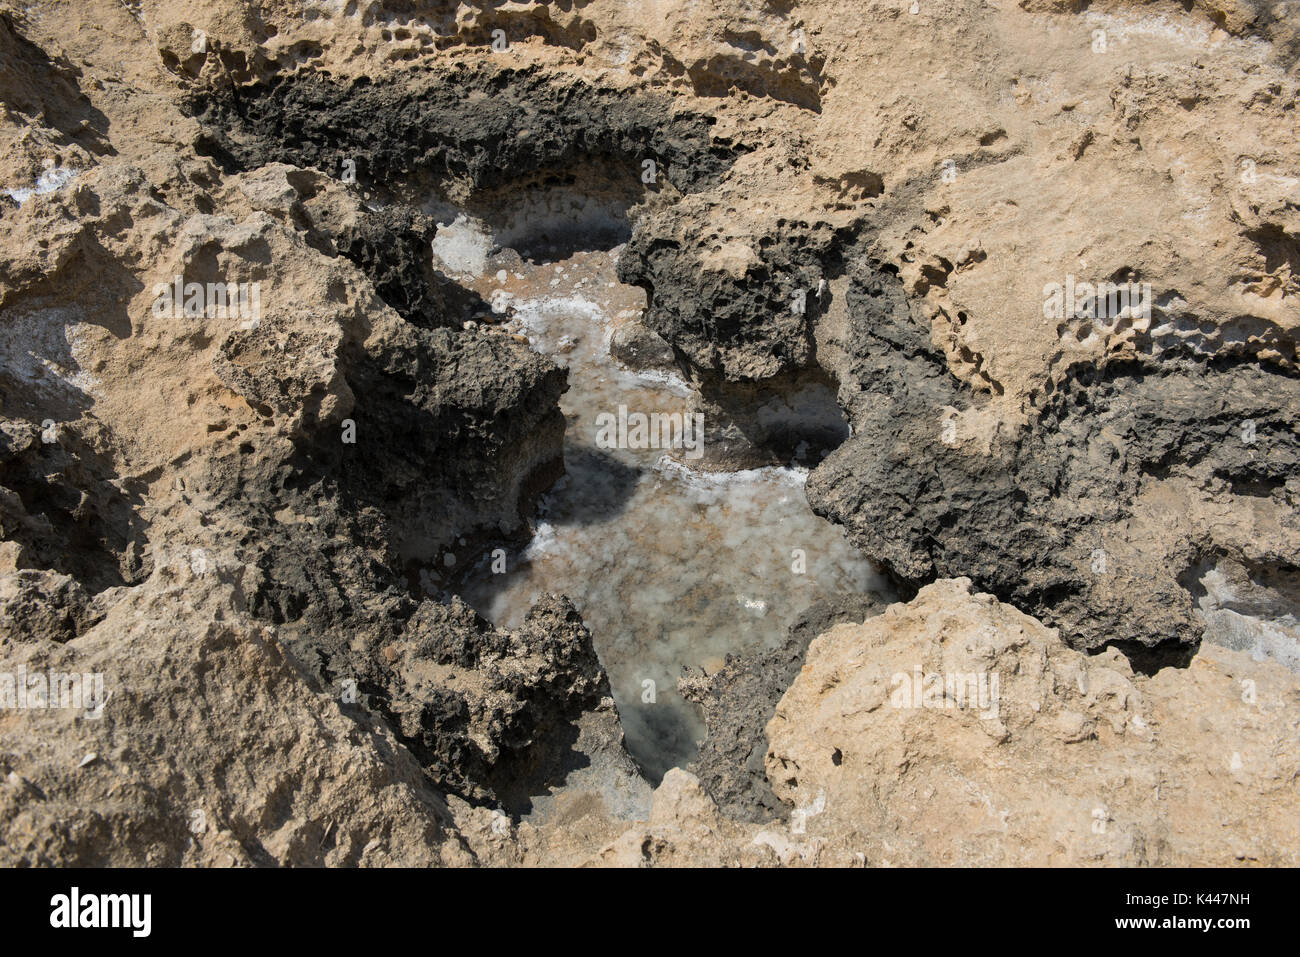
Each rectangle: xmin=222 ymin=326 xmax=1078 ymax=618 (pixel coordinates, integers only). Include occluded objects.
xmin=453 ymin=245 xmax=888 ymax=779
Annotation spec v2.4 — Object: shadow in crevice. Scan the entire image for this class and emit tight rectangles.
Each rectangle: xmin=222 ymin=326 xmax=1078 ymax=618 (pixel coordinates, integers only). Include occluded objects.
xmin=444 ymin=442 xmax=643 ymax=621
xmin=423 ymin=156 xmax=649 ymax=267
xmin=1096 ymin=638 xmax=1199 ymax=677
xmin=693 ymin=365 xmax=850 ymax=471
xmin=0 ymin=13 xmax=115 ymax=157
xmin=0 ymin=433 xmax=152 ymax=593
xmin=545 ymin=443 xmax=644 ymax=527
xmin=486 ymin=717 xmax=590 ymax=818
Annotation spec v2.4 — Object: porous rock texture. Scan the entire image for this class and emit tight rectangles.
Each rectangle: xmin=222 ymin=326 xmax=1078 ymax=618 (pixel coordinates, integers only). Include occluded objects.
xmin=678 ymin=592 xmax=886 ymax=823
xmin=0 ymin=0 xmax=1297 ymax=865
xmin=762 ymin=579 xmax=1300 ymax=867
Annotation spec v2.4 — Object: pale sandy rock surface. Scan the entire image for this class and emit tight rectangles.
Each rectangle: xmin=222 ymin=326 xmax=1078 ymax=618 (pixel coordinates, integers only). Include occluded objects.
xmin=766 ymin=579 xmax=1300 ymax=867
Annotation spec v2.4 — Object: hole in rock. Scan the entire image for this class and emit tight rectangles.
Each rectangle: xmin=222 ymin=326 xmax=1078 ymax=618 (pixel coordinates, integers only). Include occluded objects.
xmin=438 ymin=185 xmax=890 ymax=782
xmin=1184 ymin=556 xmax=1300 ymax=675
xmin=423 ymin=157 xmax=644 ymax=265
